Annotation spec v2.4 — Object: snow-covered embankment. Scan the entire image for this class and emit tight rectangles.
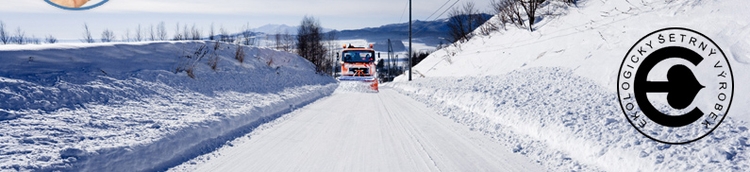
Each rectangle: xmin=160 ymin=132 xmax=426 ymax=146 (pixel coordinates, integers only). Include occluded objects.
xmin=390 ymin=0 xmax=750 ymax=171
xmin=0 ymin=41 xmax=336 ymax=171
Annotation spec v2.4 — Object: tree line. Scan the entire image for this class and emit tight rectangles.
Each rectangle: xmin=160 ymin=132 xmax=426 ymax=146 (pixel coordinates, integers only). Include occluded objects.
xmin=0 ymin=20 xmax=267 ymax=46
xmin=81 ymin=22 xmax=260 ymax=45
xmin=295 ymin=16 xmax=338 ymax=74
xmin=0 ymin=21 xmax=47 ymax=45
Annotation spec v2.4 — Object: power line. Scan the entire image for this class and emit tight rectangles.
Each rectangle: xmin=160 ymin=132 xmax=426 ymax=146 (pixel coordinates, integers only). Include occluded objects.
xmin=433 ymin=0 xmax=460 ymax=22
xmin=424 ymin=0 xmax=452 ymax=22
xmin=398 ymin=0 xmax=409 ymax=23
xmin=412 ymin=0 xmax=460 ymax=37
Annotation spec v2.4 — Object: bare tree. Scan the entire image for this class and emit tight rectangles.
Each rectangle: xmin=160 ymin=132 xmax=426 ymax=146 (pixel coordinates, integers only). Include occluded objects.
xmin=219 ymin=26 xmax=229 ymax=43
xmin=190 ymin=24 xmax=201 ymax=40
xmin=519 ymin=0 xmax=543 ymax=31
xmin=464 ymin=2 xmax=479 ymax=34
xmin=0 ymin=21 xmax=8 ymax=44
xmin=148 ymin=24 xmax=155 ymax=41
xmin=81 ymin=23 xmax=94 ymax=43
xmin=176 ymin=44 xmax=209 ymax=79
xmin=282 ymin=30 xmax=295 ymax=53
xmin=101 ymin=29 xmax=115 ymax=42
xmin=503 ymin=0 xmax=526 ymax=28
xmin=135 ymin=24 xmax=143 ymax=42
xmin=241 ymin=23 xmax=254 ymax=46
xmin=207 ymin=42 xmax=220 ymax=70
xmin=447 ymin=2 xmax=484 ymax=43
xmin=234 ymin=44 xmax=245 ymax=63
xmin=274 ymin=31 xmax=282 ymax=50
xmin=157 ymin=22 xmax=167 ymax=41
xmin=12 ymin=27 xmax=25 ymax=44
xmin=183 ymin=24 xmax=190 ymax=41
xmin=297 ymin=16 xmax=329 ymax=73
xmin=123 ymin=29 xmax=131 ymax=42
xmin=173 ymin=22 xmax=182 ymax=40
xmin=209 ymin=23 xmax=215 ymax=41
xmin=447 ymin=5 xmax=467 ymax=43
xmin=32 ymin=35 xmax=41 ymax=44
xmin=45 ymin=35 xmax=58 ymax=44
xmin=493 ymin=0 xmax=516 ymax=29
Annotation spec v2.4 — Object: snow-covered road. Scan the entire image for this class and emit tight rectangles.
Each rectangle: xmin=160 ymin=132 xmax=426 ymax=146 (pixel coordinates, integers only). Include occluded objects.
xmin=189 ymin=88 xmax=543 ymax=171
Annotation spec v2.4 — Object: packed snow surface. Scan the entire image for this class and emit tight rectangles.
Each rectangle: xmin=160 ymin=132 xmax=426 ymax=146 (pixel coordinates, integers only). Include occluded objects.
xmin=170 ymin=87 xmax=543 ymax=172
xmin=0 ymin=41 xmax=336 ymax=171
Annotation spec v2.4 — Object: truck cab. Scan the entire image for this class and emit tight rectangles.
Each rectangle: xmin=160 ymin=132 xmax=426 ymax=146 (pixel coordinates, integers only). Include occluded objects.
xmin=338 ymin=44 xmax=378 ymax=92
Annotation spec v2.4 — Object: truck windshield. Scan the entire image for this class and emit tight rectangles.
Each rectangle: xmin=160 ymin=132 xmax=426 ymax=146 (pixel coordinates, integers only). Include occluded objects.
xmin=342 ymin=50 xmax=375 ymax=63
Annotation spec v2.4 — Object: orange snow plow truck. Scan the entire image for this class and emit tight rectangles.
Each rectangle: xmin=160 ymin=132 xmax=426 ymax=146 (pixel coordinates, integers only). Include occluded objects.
xmin=337 ymin=44 xmax=378 ymax=92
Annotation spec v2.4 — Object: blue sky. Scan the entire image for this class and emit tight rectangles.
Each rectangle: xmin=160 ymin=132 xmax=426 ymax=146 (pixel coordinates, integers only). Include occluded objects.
xmin=0 ymin=0 xmax=494 ymax=41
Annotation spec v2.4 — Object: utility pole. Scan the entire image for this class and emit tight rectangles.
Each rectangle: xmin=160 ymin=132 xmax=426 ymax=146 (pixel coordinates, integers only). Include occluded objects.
xmin=332 ymin=55 xmax=335 ymax=77
xmin=387 ymin=39 xmax=393 ymax=80
xmin=334 ymin=51 xmax=337 ymax=77
xmin=408 ymin=0 xmax=412 ymax=81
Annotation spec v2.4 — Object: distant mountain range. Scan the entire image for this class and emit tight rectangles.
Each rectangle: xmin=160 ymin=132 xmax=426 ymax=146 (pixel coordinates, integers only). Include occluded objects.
xmin=335 ymin=19 xmax=450 ymax=47
xmin=251 ymin=14 xmax=493 ymax=48
xmin=335 ymin=13 xmax=493 ymax=47
xmin=252 ymin=24 xmax=297 ymax=34
xmin=252 ymin=24 xmax=333 ymax=35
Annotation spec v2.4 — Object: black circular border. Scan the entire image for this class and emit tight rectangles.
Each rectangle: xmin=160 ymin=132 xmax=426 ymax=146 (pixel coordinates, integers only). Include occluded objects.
xmin=616 ymin=27 xmax=735 ymax=145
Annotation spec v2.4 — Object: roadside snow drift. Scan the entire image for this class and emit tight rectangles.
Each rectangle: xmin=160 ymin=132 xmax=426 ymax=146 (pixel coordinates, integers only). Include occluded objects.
xmin=0 ymin=41 xmax=336 ymax=171
xmin=392 ymin=0 xmax=750 ymax=171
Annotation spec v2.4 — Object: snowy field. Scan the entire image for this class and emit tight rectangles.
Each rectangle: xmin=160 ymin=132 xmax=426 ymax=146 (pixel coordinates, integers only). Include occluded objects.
xmin=390 ymin=0 xmax=750 ymax=171
xmin=0 ymin=41 xmax=336 ymax=171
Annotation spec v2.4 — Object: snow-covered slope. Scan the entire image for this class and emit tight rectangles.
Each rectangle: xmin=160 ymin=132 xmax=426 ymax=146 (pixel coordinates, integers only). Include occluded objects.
xmin=0 ymin=41 xmax=336 ymax=171
xmin=391 ymin=0 xmax=750 ymax=171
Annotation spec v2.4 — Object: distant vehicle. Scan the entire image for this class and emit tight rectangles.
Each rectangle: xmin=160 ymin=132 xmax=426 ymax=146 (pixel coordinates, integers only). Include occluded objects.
xmin=337 ymin=44 xmax=379 ymax=92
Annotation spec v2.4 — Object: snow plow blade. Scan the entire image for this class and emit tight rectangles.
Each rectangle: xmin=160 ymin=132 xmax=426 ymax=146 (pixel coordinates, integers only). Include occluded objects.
xmin=337 ymin=76 xmax=379 ymax=93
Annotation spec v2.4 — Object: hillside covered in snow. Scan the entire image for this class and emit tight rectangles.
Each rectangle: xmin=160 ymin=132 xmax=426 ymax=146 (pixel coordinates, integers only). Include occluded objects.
xmin=391 ymin=0 xmax=750 ymax=171
xmin=0 ymin=41 xmax=336 ymax=171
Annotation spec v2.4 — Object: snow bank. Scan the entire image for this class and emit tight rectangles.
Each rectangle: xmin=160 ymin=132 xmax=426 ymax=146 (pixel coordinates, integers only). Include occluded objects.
xmin=391 ymin=0 xmax=750 ymax=171
xmin=0 ymin=41 xmax=336 ymax=171
xmin=391 ymin=68 xmax=750 ymax=171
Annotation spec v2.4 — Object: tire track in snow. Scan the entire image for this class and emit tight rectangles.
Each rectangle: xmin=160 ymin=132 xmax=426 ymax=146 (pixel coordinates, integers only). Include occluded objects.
xmin=182 ymin=87 xmax=542 ymax=171
xmin=377 ymin=94 xmax=442 ymax=172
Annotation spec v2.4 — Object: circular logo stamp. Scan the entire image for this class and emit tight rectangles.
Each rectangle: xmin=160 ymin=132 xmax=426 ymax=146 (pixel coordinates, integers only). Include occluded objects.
xmin=46 ymin=0 xmax=109 ymax=11
xmin=617 ymin=27 xmax=734 ymax=144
